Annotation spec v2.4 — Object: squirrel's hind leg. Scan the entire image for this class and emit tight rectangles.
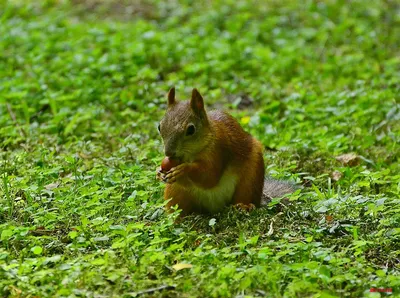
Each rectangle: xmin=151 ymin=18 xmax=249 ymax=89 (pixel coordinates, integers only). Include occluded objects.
xmin=164 ymin=184 xmax=198 ymax=216
xmin=232 ymin=149 xmax=265 ymax=208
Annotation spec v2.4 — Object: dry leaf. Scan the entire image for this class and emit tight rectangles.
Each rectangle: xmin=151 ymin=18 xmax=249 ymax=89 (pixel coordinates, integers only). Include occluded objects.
xmin=335 ymin=153 xmax=360 ymax=167
xmin=45 ymin=182 xmax=60 ymax=190
xmin=79 ymin=152 xmax=91 ymax=159
xmin=325 ymin=215 xmax=334 ymax=222
xmin=9 ymin=285 xmax=22 ymax=295
xmin=331 ymin=170 xmax=343 ymax=181
xmin=172 ymin=263 xmax=193 ymax=271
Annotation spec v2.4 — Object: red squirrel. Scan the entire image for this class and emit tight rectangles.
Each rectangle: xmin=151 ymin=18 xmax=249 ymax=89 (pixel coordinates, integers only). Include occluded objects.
xmin=157 ymin=88 xmax=294 ymax=216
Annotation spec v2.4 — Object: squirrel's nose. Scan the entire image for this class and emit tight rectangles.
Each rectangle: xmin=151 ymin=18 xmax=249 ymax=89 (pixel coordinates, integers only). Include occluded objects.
xmin=164 ymin=140 xmax=178 ymax=158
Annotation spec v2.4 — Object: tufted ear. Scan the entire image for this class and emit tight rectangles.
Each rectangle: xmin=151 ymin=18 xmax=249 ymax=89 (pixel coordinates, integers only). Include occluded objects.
xmin=190 ymin=88 xmax=205 ymax=114
xmin=167 ymin=87 xmax=175 ymax=106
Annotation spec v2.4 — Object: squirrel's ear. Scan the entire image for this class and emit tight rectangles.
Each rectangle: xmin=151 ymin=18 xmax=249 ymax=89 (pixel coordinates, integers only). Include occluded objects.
xmin=167 ymin=87 xmax=175 ymax=106
xmin=190 ymin=88 xmax=205 ymax=114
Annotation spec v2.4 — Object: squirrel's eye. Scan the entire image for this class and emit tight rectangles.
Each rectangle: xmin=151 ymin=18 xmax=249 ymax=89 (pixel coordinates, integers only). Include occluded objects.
xmin=157 ymin=123 xmax=161 ymax=132
xmin=186 ymin=124 xmax=196 ymax=136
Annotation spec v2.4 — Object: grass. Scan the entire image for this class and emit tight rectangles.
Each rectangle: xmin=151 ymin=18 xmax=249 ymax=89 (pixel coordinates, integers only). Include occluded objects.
xmin=0 ymin=0 xmax=399 ymax=297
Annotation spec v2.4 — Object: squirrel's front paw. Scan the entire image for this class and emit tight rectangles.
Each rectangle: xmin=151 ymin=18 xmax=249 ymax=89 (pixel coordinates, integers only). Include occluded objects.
xmin=164 ymin=163 xmax=188 ymax=184
xmin=156 ymin=167 xmax=167 ymax=183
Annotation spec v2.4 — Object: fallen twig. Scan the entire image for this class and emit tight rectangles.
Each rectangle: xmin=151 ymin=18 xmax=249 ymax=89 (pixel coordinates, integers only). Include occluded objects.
xmin=267 ymin=212 xmax=283 ymax=236
xmin=134 ymin=284 xmax=176 ymax=296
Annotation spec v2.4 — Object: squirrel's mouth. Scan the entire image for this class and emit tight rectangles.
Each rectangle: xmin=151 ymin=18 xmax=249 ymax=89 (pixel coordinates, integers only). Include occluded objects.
xmin=164 ymin=153 xmax=184 ymax=164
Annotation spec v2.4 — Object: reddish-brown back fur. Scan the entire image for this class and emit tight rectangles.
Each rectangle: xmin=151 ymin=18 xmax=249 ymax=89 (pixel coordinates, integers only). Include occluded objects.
xmin=209 ymin=111 xmax=265 ymax=207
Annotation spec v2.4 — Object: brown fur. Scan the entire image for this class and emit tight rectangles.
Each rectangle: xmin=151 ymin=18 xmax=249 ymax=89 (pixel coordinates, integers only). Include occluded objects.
xmin=160 ymin=89 xmax=266 ymax=215
xmin=209 ymin=111 xmax=265 ymax=207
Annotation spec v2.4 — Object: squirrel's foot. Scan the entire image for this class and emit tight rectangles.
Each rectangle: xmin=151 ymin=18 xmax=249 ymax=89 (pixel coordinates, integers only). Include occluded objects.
xmin=234 ymin=203 xmax=256 ymax=212
xmin=164 ymin=163 xmax=188 ymax=183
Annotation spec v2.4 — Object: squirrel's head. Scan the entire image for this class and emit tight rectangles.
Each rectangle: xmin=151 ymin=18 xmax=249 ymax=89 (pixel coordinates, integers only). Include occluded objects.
xmin=158 ymin=88 xmax=212 ymax=162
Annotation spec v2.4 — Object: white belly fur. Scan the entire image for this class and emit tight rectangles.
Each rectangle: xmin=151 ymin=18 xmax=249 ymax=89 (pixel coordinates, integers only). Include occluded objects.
xmin=189 ymin=166 xmax=239 ymax=213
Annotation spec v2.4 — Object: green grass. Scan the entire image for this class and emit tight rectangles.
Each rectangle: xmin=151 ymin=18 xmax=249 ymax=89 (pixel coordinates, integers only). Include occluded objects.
xmin=1 ymin=0 xmax=399 ymax=297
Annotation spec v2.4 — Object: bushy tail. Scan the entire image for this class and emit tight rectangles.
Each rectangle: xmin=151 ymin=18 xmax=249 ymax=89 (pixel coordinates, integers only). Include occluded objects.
xmin=261 ymin=177 xmax=297 ymax=205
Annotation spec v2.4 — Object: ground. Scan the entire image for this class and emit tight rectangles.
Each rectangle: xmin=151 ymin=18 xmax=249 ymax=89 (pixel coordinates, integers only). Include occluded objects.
xmin=0 ymin=0 xmax=399 ymax=297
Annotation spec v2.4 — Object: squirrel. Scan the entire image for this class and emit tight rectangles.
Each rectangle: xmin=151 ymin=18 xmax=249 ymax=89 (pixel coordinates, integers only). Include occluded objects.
xmin=156 ymin=87 xmax=295 ymax=216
